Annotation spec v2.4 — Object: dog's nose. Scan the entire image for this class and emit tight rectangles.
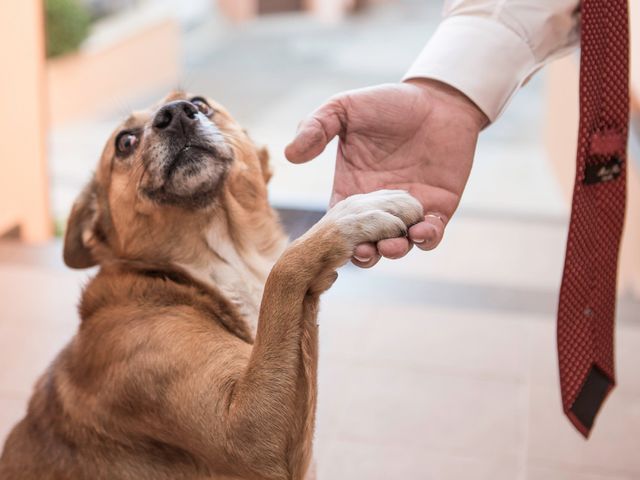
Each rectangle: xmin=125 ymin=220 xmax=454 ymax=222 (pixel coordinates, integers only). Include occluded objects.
xmin=153 ymin=101 xmax=199 ymax=132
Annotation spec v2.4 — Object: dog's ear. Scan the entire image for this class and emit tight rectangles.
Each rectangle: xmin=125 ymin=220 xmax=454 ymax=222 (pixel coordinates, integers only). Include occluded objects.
xmin=257 ymin=146 xmax=272 ymax=184
xmin=63 ymin=177 xmax=102 ymax=269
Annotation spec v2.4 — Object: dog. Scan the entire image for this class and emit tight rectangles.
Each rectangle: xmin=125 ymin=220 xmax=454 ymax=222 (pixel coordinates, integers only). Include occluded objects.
xmin=0 ymin=92 xmax=423 ymax=479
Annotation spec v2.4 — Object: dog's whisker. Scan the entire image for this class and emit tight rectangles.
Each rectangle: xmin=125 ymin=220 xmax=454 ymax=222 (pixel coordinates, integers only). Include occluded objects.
xmin=138 ymin=161 xmax=151 ymax=190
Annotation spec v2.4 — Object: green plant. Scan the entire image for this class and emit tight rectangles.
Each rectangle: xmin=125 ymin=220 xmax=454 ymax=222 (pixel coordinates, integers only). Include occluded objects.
xmin=44 ymin=0 xmax=91 ymax=58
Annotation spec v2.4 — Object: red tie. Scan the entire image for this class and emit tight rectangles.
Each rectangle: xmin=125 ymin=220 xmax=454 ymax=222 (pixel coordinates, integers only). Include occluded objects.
xmin=557 ymin=0 xmax=630 ymax=437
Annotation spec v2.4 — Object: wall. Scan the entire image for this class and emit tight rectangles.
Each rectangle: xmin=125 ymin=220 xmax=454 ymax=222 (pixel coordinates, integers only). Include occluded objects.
xmin=0 ymin=2 xmax=51 ymax=242
xmin=47 ymin=18 xmax=180 ymax=125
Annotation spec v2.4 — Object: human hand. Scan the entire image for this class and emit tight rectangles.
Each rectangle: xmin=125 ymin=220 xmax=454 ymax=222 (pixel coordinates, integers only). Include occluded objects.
xmin=285 ymin=79 xmax=488 ymax=268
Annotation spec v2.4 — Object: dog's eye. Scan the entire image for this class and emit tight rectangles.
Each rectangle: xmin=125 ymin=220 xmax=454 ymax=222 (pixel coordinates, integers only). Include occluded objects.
xmin=190 ymin=97 xmax=213 ymax=117
xmin=115 ymin=131 xmax=139 ymax=156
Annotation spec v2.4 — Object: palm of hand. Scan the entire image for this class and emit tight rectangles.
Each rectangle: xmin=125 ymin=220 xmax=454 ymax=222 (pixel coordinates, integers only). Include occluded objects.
xmin=286 ymin=80 xmax=486 ymax=266
xmin=331 ymin=84 xmax=470 ymax=215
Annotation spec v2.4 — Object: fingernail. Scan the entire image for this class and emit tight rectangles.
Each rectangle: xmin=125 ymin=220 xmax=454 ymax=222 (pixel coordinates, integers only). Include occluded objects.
xmin=413 ymin=238 xmax=425 ymax=244
xmin=425 ymin=212 xmax=445 ymax=224
xmin=353 ymin=255 xmax=372 ymax=263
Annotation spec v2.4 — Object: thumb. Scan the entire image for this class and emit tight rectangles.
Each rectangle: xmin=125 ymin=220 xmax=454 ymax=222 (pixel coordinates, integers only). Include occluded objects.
xmin=284 ymin=99 xmax=345 ymax=164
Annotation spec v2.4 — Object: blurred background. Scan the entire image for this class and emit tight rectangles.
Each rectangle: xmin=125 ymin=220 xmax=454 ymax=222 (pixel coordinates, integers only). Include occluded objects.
xmin=1 ymin=0 xmax=639 ymax=478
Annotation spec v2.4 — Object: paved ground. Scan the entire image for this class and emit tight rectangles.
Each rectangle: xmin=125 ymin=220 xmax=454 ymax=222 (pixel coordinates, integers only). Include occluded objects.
xmin=3 ymin=0 xmax=639 ymax=478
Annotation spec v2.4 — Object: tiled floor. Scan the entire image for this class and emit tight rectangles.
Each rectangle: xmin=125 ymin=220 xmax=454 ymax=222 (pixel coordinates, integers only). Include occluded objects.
xmin=313 ymin=270 xmax=640 ymax=479
xmin=1 ymin=213 xmax=639 ymax=479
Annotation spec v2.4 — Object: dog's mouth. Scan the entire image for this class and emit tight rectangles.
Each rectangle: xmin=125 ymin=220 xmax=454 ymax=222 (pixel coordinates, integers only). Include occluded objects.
xmin=165 ymin=143 xmax=218 ymax=180
xmin=141 ymin=136 xmax=234 ymax=209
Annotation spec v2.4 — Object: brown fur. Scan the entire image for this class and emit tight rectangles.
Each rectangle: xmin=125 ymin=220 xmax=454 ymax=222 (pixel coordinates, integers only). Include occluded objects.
xmin=0 ymin=92 xmax=422 ymax=479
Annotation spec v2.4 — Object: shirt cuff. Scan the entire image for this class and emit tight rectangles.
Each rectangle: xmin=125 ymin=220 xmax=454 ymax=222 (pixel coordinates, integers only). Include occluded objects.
xmin=403 ymin=15 xmax=538 ymax=122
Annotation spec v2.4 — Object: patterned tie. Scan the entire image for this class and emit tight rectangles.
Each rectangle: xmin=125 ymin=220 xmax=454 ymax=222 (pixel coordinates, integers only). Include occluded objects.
xmin=557 ymin=0 xmax=630 ymax=437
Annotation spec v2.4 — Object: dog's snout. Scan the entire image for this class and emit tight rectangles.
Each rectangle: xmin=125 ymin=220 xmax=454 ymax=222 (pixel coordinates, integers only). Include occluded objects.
xmin=153 ymin=101 xmax=199 ymax=132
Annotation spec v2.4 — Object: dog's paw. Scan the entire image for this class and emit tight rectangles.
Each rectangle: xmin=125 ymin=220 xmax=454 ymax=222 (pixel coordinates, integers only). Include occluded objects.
xmin=276 ymin=190 xmax=423 ymax=295
xmin=324 ymin=190 xmax=424 ymax=247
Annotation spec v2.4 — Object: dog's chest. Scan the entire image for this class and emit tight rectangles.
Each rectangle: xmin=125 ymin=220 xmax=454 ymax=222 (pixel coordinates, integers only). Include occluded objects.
xmin=209 ymin=261 xmax=266 ymax=334
xmin=182 ymin=232 xmax=283 ymax=336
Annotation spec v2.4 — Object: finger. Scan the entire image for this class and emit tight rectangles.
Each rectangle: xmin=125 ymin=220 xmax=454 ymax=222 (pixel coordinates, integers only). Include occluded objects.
xmin=352 ymin=243 xmax=381 ymax=268
xmin=377 ymin=237 xmax=412 ymax=259
xmin=353 ymin=242 xmax=378 ymax=262
xmin=284 ymin=99 xmax=345 ymax=164
xmin=351 ymin=254 xmax=381 ymax=269
xmin=408 ymin=214 xmax=446 ymax=251
xmin=329 ymin=191 xmax=346 ymax=208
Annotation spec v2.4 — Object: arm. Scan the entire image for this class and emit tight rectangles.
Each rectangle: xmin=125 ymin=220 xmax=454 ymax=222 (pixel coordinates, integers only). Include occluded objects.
xmin=286 ymin=0 xmax=582 ymax=266
xmin=405 ymin=0 xmax=582 ymax=121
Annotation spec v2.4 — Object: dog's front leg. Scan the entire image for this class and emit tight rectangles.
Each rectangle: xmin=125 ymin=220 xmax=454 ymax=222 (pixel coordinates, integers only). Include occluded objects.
xmin=226 ymin=190 xmax=423 ymax=480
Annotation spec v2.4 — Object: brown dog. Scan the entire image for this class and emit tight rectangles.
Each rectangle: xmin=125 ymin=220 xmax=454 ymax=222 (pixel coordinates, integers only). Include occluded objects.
xmin=0 ymin=92 xmax=423 ymax=480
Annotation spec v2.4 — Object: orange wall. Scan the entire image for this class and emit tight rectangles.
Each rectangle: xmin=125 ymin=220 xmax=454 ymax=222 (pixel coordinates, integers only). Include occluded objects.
xmin=0 ymin=2 xmax=51 ymax=242
xmin=47 ymin=19 xmax=180 ymax=125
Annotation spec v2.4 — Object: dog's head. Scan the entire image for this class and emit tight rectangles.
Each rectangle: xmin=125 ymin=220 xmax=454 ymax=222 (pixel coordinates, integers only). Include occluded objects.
xmin=63 ymin=91 xmax=275 ymax=269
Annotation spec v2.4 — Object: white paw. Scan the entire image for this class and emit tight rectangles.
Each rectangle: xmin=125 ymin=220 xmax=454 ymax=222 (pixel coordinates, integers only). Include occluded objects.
xmin=322 ymin=190 xmax=424 ymax=246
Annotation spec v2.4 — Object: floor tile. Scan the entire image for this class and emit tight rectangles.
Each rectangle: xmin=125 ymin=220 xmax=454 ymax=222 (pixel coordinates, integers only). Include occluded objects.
xmin=315 ymin=360 xmax=358 ymax=461
xmin=0 ymin=395 xmax=27 ymax=448
xmin=368 ymin=217 xmax=568 ymax=292
xmin=527 ymin=385 xmax=640 ymax=474
xmin=0 ymin=264 xmax=85 ymax=331
xmin=317 ymin=301 xmax=382 ymax=363
xmin=615 ymin=325 xmax=640 ymax=395
xmin=527 ymin=320 xmax=640 ymax=395
xmin=359 ymin=305 xmax=531 ymax=382
xmin=333 ymin=364 xmax=527 ymax=457
xmin=526 ymin=464 xmax=636 ymax=480
xmin=0 ymin=322 xmax=74 ymax=397
xmin=318 ymin=440 xmax=520 ymax=480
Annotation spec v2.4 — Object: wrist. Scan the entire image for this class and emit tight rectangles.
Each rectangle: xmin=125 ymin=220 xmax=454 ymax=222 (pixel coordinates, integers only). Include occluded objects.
xmin=404 ymin=78 xmax=489 ymax=130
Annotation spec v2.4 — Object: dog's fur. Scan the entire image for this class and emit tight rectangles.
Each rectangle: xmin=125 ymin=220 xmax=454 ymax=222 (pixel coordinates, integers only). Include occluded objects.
xmin=0 ymin=92 xmax=423 ymax=480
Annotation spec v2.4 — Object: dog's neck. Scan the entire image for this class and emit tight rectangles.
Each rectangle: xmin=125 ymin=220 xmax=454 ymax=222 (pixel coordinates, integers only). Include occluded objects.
xmin=177 ymin=218 xmax=288 ymax=337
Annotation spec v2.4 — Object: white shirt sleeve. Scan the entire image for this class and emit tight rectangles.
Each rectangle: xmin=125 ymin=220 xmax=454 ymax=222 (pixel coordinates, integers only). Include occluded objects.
xmin=403 ymin=0 xmax=581 ymax=121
